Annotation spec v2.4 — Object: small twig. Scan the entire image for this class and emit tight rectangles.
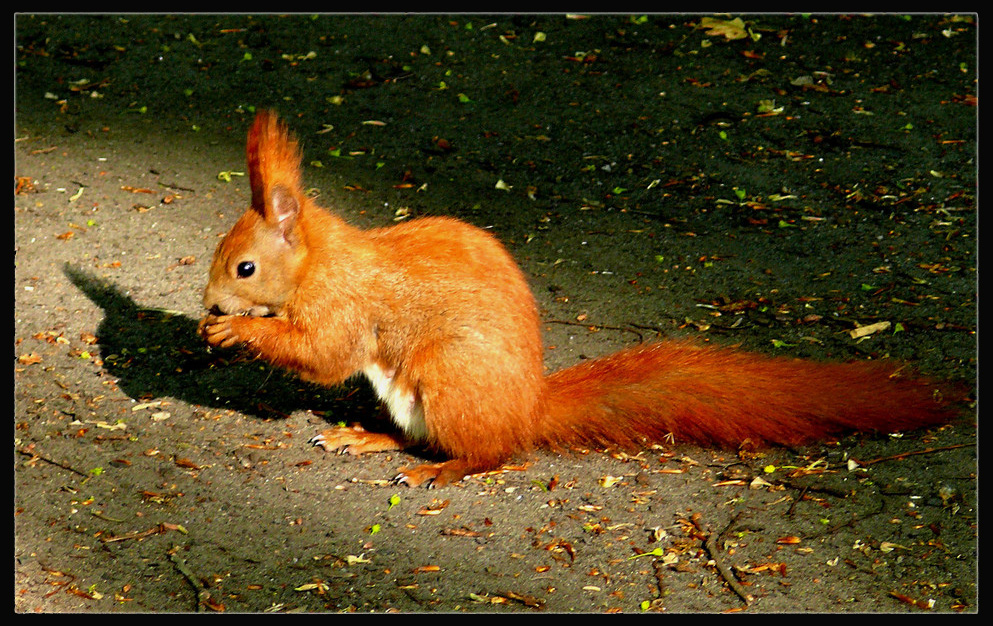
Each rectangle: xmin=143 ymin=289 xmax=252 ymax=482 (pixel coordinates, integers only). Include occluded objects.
xmin=545 ymin=319 xmax=645 ymax=342
xmin=694 ymin=516 xmax=752 ymax=606
xmin=169 ymin=547 xmax=211 ymax=612
xmin=17 ymin=447 xmax=89 ymax=477
xmin=494 ymin=590 xmax=546 ymax=610
xmin=786 ymin=485 xmax=809 ymax=517
xmin=851 ymin=443 xmax=972 ymax=467
xmin=704 ymin=531 xmax=751 ymax=605
xmin=100 ymin=524 xmax=175 ymax=544
xmin=777 ymin=478 xmax=852 ymax=499
xmin=157 ymin=181 xmax=196 ymax=192
xmin=652 ymin=559 xmax=666 ymax=601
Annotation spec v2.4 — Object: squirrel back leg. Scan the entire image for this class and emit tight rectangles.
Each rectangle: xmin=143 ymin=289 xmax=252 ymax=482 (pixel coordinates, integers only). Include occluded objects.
xmin=308 ymin=362 xmax=422 ymax=456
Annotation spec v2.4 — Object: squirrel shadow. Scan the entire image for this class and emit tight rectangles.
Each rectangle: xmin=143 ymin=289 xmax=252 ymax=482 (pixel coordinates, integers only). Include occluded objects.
xmin=63 ymin=264 xmax=380 ymax=425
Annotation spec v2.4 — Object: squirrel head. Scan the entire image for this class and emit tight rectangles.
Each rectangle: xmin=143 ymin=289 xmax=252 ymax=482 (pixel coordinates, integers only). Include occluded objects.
xmin=203 ymin=111 xmax=308 ymax=317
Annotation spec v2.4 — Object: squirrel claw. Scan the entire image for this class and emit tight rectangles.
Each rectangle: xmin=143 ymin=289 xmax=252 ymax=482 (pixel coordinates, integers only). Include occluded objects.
xmin=392 ymin=472 xmax=434 ymax=489
xmin=308 ymin=434 xmax=348 ymax=455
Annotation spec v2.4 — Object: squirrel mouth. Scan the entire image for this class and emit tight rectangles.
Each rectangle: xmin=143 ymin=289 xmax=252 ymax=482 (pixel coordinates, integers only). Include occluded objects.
xmin=207 ymin=304 xmax=276 ymax=318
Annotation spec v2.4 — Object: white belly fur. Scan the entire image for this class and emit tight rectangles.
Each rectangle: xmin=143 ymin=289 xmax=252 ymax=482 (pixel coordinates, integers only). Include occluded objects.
xmin=362 ymin=362 xmax=427 ymax=443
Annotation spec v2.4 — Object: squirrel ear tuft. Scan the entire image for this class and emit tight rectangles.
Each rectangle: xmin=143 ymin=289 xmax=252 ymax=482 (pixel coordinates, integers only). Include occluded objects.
xmin=246 ymin=110 xmax=303 ymax=215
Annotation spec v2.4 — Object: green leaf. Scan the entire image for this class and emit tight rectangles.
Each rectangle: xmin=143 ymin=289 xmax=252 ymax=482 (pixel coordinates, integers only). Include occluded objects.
xmin=628 ymin=547 xmax=664 ymax=560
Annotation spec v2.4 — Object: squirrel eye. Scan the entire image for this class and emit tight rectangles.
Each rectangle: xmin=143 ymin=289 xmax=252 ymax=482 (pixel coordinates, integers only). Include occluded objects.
xmin=236 ymin=261 xmax=255 ymax=278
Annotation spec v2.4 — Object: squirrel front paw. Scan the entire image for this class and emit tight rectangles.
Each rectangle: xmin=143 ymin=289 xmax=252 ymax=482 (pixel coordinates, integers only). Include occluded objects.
xmin=199 ymin=313 xmax=242 ymax=349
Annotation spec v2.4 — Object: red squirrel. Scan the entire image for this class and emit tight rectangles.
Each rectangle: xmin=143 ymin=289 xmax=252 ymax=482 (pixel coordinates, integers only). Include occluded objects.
xmin=200 ymin=111 xmax=962 ymax=487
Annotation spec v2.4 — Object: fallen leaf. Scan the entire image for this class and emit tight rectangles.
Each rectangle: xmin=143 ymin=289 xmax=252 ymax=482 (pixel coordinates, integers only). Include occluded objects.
xmin=698 ymin=17 xmax=752 ymax=41
xmin=849 ymin=320 xmax=891 ymax=339
xmin=15 ymin=177 xmax=35 ymax=194
xmin=599 ymin=475 xmax=622 ymax=488
xmin=18 ymin=353 xmax=43 ymax=365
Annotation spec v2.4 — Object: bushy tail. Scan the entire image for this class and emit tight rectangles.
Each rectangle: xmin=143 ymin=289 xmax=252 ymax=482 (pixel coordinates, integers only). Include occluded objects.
xmin=538 ymin=341 xmax=961 ymax=450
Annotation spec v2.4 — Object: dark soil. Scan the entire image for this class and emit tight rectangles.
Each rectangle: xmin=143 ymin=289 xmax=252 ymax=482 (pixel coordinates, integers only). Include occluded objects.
xmin=15 ymin=14 xmax=976 ymax=613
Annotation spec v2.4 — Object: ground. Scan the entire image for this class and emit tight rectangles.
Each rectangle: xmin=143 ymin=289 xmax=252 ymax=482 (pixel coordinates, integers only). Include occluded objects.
xmin=14 ymin=14 xmax=976 ymax=613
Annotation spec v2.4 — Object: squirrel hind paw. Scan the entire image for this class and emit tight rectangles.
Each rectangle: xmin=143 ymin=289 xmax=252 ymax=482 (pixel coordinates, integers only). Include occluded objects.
xmin=394 ymin=460 xmax=472 ymax=488
xmin=310 ymin=426 xmax=407 ymax=456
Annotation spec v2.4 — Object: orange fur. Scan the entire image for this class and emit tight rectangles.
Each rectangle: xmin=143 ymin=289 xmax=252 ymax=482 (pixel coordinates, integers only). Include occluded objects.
xmin=201 ymin=111 xmax=963 ymax=487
